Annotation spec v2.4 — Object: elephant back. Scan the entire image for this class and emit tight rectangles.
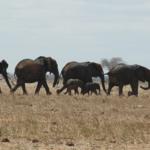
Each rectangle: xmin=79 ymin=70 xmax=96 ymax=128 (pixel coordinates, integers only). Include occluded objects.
xmin=61 ymin=61 xmax=78 ymax=75
xmin=15 ymin=59 xmax=34 ymax=70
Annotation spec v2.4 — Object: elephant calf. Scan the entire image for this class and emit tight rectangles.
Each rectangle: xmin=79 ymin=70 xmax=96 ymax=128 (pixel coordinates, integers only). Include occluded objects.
xmin=57 ymin=79 xmax=84 ymax=95
xmin=81 ymin=82 xmax=101 ymax=95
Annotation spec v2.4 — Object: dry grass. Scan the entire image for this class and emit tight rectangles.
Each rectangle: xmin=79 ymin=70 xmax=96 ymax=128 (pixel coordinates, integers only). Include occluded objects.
xmin=0 ymin=81 xmax=150 ymax=149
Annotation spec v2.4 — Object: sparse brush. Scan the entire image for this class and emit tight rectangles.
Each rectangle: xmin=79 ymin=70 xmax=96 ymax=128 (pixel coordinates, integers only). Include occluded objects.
xmin=0 ymin=82 xmax=150 ymax=149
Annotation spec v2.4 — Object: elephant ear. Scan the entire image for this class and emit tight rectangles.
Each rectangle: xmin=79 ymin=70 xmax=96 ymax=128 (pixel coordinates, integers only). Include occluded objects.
xmin=45 ymin=57 xmax=53 ymax=71
xmin=46 ymin=57 xmax=58 ymax=72
xmin=42 ymin=58 xmax=49 ymax=71
xmin=89 ymin=62 xmax=103 ymax=74
xmin=35 ymin=56 xmax=49 ymax=71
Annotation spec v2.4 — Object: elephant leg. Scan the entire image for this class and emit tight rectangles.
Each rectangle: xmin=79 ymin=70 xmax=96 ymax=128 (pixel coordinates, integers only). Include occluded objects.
xmin=97 ymin=87 xmax=101 ymax=95
xmin=69 ymin=91 xmax=72 ymax=95
xmin=94 ymin=89 xmax=97 ymax=95
xmin=22 ymin=83 xmax=27 ymax=95
xmin=134 ymin=82 xmax=139 ymax=96
xmin=11 ymin=79 xmax=22 ymax=93
xmin=67 ymin=88 xmax=71 ymax=95
xmin=119 ymin=84 xmax=124 ymax=96
xmin=64 ymin=89 xmax=68 ymax=95
xmin=129 ymin=81 xmax=138 ymax=96
xmin=63 ymin=78 xmax=68 ymax=85
xmin=75 ymin=87 xmax=79 ymax=95
xmin=0 ymin=87 xmax=2 ymax=94
xmin=64 ymin=87 xmax=71 ymax=95
xmin=57 ymin=85 xmax=67 ymax=94
xmin=107 ymin=83 xmax=114 ymax=95
xmin=81 ymin=90 xmax=85 ymax=95
xmin=42 ymin=80 xmax=52 ymax=95
xmin=11 ymin=84 xmax=20 ymax=93
xmin=35 ymin=82 xmax=42 ymax=95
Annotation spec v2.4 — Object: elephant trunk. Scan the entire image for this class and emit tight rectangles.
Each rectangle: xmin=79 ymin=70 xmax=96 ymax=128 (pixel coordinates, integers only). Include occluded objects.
xmin=3 ymin=72 xmax=12 ymax=90
xmin=140 ymin=81 xmax=150 ymax=90
xmin=53 ymin=71 xmax=59 ymax=87
xmin=100 ymin=73 xmax=107 ymax=93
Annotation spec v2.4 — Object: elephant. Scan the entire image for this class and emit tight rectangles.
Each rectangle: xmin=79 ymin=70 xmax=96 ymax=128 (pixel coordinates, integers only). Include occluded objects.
xmin=57 ymin=79 xmax=84 ymax=95
xmin=11 ymin=56 xmax=59 ymax=95
xmin=106 ymin=63 xmax=150 ymax=96
xmin=81 ymin=82 xmax=101 ymax=95
xmin=0 ymin=60 xmax=12 ymax=93
xmin=61 ymin=61 xmax=107 ymax=93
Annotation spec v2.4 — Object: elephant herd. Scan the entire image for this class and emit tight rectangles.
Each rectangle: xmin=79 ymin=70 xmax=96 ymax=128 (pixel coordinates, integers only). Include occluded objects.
xmin=0 ymin=56 xmax=150 ymax=97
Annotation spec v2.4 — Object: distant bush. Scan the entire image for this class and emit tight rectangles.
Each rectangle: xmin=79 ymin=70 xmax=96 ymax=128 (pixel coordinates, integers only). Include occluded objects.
xmin=101 ymin=57 xmax=126 ymax=71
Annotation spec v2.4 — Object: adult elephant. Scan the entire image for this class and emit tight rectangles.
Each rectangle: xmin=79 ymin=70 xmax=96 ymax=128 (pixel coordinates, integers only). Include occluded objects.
xmin=0 ymin=60 xmax=12 ymax=93
xmin=106 ymin=63 xmax=150 ymax=96
xmin=61 ymin=61 xmax=107 ymax=93
xmin=11 ymin=56 xmax=59 ymax=95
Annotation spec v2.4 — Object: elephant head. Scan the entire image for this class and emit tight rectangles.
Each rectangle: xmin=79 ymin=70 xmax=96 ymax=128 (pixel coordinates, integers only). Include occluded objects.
xmin=35 ymin=56 xmax=59 ymax=87
xmin=133 ymin=65 xmax=150 ymax=90
xmin=88 ymin=62 xmax=106 ymax=93
xmin=137 ymin=66 xmax=150 ymax=90
xmin=0 ymin=60 xmax=12 ymax=89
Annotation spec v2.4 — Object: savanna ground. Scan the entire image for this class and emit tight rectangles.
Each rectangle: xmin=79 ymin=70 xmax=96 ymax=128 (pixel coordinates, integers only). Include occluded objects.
xmin=0 ymin=81 xmax=150 ymax=150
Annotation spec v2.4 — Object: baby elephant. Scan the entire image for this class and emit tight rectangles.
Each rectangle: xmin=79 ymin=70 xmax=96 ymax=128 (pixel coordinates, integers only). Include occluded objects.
xmin=57 ymin=79 xmax=84 ymax=95
xmin=81 ymin=82 xmax=101 ymax=95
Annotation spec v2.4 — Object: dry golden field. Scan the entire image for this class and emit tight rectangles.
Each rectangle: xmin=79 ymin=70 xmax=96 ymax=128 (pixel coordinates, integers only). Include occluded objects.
xmin=0 ymin=81 xmax=150 ymax=150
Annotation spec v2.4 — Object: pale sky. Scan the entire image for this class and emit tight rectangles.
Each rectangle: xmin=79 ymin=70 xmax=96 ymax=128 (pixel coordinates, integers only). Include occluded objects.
xmin=0 ymin=0 xmax=150 ymax=72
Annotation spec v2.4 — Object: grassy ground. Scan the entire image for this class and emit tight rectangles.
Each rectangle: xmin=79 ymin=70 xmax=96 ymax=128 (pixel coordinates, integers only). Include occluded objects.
xmin=0 ymin=81 xmax=150 ymax=149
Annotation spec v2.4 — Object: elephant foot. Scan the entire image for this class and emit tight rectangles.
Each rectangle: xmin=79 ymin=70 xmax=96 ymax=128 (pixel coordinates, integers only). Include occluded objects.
xmin=23 ymin=92 xmax=28 ymax=95
xmin=128 ymin=91 xmax=132 ymax=96
xmin=107 ymin=93 xmax=111 ymax=96
xmin=10 ymin=89 xmax=15 ymax=94
xmin=56 ymin=89 xmax=60 ymax=95
xmin=47 ymin=91 xmax=52 ymax=95
xmin=119 ymin=94 xmax=124 ymax=97
xmin=35 ymin=92 xmax=39 ymax=96
xmin=128 ymin=91 xmax=138 ymax=97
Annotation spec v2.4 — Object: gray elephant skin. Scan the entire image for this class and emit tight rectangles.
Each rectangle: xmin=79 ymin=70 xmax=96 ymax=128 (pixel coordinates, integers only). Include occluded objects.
xmin=61 ymin=61 xmax=106 ymax=93
xmin=107 ymin=63 xmax=150 ymax=96
xmin=11 ymin=56 xmax=59 ymax=95
xmin=57 ymin=79 xmax=84 ymax=95
xmin=0 ymin=60 xmax=12 ymax=93
xmin=81 ymin=82 xmax=101 ymax=95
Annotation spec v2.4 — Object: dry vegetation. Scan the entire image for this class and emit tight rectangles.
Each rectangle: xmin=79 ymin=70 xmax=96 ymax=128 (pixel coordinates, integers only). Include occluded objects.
xmin=0 ymin=81 xmax=150 ymax=149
